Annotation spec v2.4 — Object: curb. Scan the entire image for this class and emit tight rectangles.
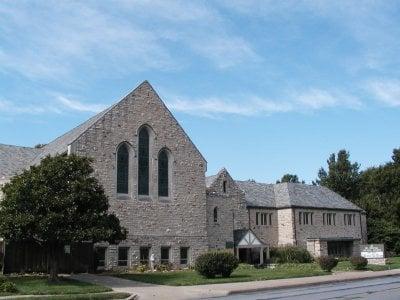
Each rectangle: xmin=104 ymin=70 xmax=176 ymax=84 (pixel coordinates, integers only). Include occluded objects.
xmin=227 ymin=270 xmax=400 ymax=295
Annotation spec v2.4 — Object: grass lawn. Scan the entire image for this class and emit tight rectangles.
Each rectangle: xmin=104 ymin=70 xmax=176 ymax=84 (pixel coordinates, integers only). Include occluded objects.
xmin=114 ymin=257 xmax=400 ymax=286
xmin=335 ymin=256 xmax=400 ymax=272
xmin=0 ymin=276 xmax=112 ymax=297
xmin=115 ymin=263 xmax=327 ymax=286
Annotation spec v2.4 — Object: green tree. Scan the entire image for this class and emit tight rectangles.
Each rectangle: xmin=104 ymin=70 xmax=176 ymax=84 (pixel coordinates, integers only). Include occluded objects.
xmin=0 ymin=154 xmax=127 ymax=281
xmin=276 ymin=174 xmax=304 ymax=184
xmin=358 ymin=148 xmax=400 ymax=253
xmin=316 ymin=149 xmax=360 ymax=201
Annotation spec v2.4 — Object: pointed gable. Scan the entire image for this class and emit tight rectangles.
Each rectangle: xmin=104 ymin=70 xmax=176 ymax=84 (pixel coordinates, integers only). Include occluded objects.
xmin=31 ymin=81 xmax=206 ymax=165
xmin=206 ymin=168 xmax=241 ymax=195
xmin=234 ymin=229 xmax=264 ymax=247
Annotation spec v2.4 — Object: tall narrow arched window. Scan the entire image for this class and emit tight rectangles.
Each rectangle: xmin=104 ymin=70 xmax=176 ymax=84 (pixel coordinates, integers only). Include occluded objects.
xmin=213 ymin=207 xmax=218 ymax=223
xmin=117 ymin=144 xmax=129 ymax=194
xmin=158 ymin=149 xmax=169 ymax=197
xmin=138 ymin=127 xmax=150 ymax=195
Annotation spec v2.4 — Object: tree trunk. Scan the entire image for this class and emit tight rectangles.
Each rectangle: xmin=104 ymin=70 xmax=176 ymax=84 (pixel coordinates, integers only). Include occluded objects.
xmin=48 ymin=245 xmax=59 ymax=282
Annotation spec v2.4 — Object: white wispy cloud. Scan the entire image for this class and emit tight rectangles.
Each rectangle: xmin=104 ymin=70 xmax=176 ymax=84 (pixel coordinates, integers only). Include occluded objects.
xmin=57 ymin=96 xmax=106 ymax=113
xmin=0 ymin=96 xmax=106 ymax=116
xmin=0 ymin=99 xmax=61 ymax=115
xmin=368 ymin=79 xmax=400 ymax=107
xmin=0 ymin=1 xmax=258 ymax=82
xmin=166 ymin=96 xmax=292 ymax=118
xmin=294 ymin=88 xmax=362 ymax=110
xmin=165 ymin=88 xmax=360 ymax=118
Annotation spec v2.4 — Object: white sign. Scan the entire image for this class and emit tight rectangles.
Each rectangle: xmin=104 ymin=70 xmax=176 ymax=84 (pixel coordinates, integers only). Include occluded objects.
xmin=360 ymin=244 xmax=384 ymax=259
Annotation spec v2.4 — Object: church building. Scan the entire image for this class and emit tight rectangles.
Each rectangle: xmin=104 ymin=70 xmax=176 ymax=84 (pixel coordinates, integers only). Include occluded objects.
xmin=0 ymin=81 xmax=367 ymax=272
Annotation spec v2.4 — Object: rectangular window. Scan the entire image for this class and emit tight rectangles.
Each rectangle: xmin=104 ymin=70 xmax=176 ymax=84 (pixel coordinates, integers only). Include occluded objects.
xmin=180 ymin=247 xmax=189 ymax=265
xmin=299 ymin=212 xmax=313 ymax=225
xmin=324 ymin=213 xmax=336 ymax=226
xmin=140 ymin=247 xmax=150 ymax=265
xmin=269 ymin=213 xmax=272 ymax=226
xmin=344 ymin=214 xmax=356 ymax=226
xmin=95 ymin=247 xmax=106 ymax=268
xmin=223 ymin=181 xmax=227 ymax=193
xmin=161 ymin=247 xmax=170 ymax=264
xmin=259 ymin=212 xmax=270 ymax=226
xmin=323 ymin=213 xmax=325 ymax=225
xmin=118 ymin=247 xmax=129 ymax=266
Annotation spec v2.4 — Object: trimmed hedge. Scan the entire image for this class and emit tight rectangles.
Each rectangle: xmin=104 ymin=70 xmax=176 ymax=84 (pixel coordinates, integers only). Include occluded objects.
xmin=270 ymin=245 xmax=313 ymax=263
xmin=350 ymin=256 xmax=368 ymax=270
xmin=195 ymin=251 xmax=239 ymax=278
xmin=318 ymin=256 xmax=338 ymax=272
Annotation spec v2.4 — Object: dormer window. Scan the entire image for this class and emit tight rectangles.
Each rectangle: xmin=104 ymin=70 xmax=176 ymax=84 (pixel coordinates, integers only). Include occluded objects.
xmin=223 ymin=180 xmax=227 ymax=193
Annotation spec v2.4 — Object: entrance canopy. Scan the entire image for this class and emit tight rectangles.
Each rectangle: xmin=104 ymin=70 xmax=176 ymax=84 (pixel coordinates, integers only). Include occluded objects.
xmin=234 ymin=230 xmax=264 ymax=248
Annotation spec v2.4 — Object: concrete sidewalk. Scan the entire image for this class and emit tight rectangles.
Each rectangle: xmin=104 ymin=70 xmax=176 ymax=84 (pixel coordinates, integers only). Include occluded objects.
xmin=71 ymin=268 xmax=400 ymax=300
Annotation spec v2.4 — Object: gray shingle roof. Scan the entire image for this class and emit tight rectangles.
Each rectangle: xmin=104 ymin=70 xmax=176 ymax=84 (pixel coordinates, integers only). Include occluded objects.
xmin=236 ymin=180 xmax=276 ymax=207
xmin=235 ymin=180 xmax=362 ymax=211
xmin=31 ymin=104 xmax=115 ymax=165
xmin=205 ymin=175 xmax=218 ymax=188
xmin=0 ymin=144 xmax=42 ymax=179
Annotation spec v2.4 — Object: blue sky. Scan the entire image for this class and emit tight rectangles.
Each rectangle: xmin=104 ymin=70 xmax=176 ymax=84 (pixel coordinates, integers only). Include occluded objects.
xmin=1 ymin=1 xmax=400 ymax=183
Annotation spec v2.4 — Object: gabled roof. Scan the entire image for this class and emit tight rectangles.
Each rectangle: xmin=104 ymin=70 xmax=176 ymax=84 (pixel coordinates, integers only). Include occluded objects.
xmin=236 ymin=180 xmax=276 ymax=207
xmin=27 ymin=80 xmax=206 ymax=166
xmin=234 ymin=229 xmax=264 ymax=247
xmin=205 ymin=168 xmax=229 ymax=188
xmin=234 ymin=180 xmax=362 ymax=211
xmin=205 ymin=175 xmax=218 ymax=188
xmin=31 ymin=104 xmax=115 ymax=165
xmin=0 ymin=144 xmax=42 ymax=179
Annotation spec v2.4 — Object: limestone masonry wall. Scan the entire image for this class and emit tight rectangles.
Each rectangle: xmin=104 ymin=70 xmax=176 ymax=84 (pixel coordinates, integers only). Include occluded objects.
xmin=71 ymin=83 xmax=208 ymax=268
xmin=206 ymin=170 xmax=248 ymax=249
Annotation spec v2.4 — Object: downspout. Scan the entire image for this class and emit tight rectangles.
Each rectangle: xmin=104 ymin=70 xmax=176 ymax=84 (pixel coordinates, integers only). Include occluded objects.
xmin=359 ymin=212 xmax=364 ymax=243
xmin=293 ymin=209 xmax=298 ymax=245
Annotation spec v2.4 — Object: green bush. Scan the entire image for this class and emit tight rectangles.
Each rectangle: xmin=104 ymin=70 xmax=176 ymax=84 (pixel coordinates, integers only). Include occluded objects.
xmin=155 ymin=262 xmax=173 ymax=272
xmin=270 ymin=245 xmax=313 ymax=263
xmin=195 ymin=251 xmax=239 ymax=278
xmin=0 ymin=276 xmax=7 ymax=285
xmin=136 ymin=264 xmax=149 ymax=273
xmin=0 ymin=281 xmax=18 ymax=293
xmin=350 ymin=256 xmax=368 ymax=270
xmin=318 ymin=256 xmax=338 ymax=272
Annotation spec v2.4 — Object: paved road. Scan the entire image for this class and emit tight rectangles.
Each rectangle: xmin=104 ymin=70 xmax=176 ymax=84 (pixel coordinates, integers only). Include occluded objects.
xmin=209 ymin=275 xmax=400 ymax=300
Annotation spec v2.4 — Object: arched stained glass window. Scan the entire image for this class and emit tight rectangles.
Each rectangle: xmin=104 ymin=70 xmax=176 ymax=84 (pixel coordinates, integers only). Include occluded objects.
xmin=213 ymin=207 xmax=218 ymax=223
xmin=117 ymin=144 xmax=129 ymax=194
xmin=158 ymin=149 xmax=169 ymax=197
xmin=138 ymin=127 xmax=150 ymax=195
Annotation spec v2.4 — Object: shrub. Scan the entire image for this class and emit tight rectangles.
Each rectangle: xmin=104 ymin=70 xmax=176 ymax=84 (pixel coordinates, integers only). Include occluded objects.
xmin=0 ymin=276 xmax=7 ymax=285
xmin=350 ymin=256 xmax=368 ymax=270
xmin=0 ymin=281 xmax=18 ymax=293
xmin=318 ymin=256 xmax=338 ymax=272
xmin=136 ymin=264 xmax=149 ymax=273
xmin=155 ymin=262 xmax=173 ymax=272
xmin=270 ymin=245 xmax=313 ymax=263
xmin=195 ymin=251 xmax=239 ymax=278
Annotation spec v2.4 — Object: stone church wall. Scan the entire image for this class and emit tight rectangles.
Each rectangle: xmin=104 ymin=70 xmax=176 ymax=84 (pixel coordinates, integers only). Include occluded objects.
xmin=71 ymin=82 xmax=208 ymax=268
xmin=206 ymin=170 xmax=248 ymax=250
